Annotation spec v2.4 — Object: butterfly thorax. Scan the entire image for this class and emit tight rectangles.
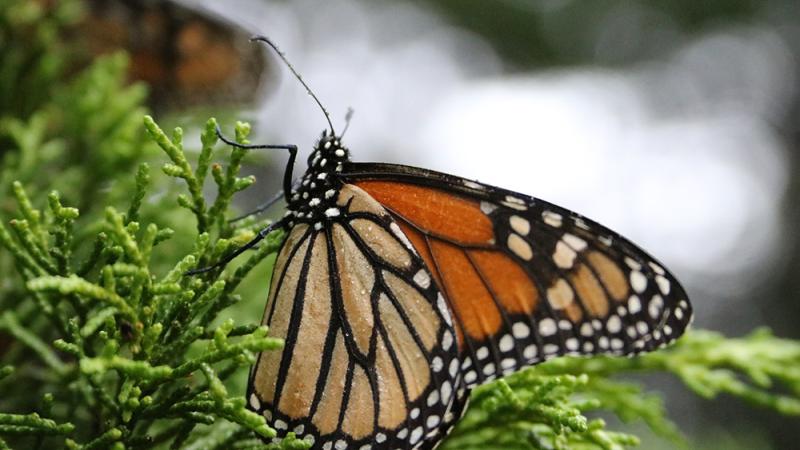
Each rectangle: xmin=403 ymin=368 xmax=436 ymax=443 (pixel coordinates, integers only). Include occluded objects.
xmin=285 ymin=133 xmax=351 ymax=230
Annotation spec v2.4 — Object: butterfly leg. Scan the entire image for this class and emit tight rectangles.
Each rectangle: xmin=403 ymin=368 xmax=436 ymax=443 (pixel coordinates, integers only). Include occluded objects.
xmin=216 ymin=125 xmax=297 ymax=202
xmin=229 ymin=189 xmax=285 ymax=223
xmin=185 ymin=216 xmax=290 ymax=275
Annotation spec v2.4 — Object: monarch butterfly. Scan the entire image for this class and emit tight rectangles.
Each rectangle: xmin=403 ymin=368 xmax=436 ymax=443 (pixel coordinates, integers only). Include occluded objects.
xmin=194 ymin=36 xmax=694 ymax=450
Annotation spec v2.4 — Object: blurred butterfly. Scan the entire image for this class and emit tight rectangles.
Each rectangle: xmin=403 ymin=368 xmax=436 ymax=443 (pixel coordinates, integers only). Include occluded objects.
xmin=84 ymin=0 xmax=266 ymax=112
xmin=192 ymin=36 xmax=694 ymax=450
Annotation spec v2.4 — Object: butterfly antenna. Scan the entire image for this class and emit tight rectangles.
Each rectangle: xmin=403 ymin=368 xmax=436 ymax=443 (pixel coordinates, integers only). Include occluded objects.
xmin=341 ymin=108 xmax=354 ymax=138
xmin=251 ymin=35 xmax=336 ymax=136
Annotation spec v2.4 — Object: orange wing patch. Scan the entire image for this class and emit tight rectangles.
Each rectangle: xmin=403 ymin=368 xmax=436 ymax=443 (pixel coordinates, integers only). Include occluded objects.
xmin=357 ymin=182 xmax=544 ymax=348
xmin=586 ymin=251 xmax=629 ymax=301
xmin=469 ymin=250 xmax=539 ymax=315
xmin=355 ymin=181 xmax=494 ymax=245
xmin=429 ymin=240 xmax=502 ymax=342
xmin=570 ymin=264 xmax=608 ymax=317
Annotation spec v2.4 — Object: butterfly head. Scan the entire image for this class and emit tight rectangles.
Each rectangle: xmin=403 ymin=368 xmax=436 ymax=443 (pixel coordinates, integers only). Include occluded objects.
xmin=285 ymin=132 xmax=351 ymax=225
xmin=308 ymin=131 xmax=350 ymax=168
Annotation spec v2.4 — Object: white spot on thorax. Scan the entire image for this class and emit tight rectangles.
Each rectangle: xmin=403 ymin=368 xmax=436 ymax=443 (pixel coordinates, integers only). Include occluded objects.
xmin=324 ymin=207 xmax=340 ymax=217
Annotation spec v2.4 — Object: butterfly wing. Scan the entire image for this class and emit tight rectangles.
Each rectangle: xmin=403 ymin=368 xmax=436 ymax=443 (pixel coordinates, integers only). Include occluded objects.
xmin=247 ymin=183 xmax=465 ymax=450
xmin=343 ymin=162 xmax=693 ymax=387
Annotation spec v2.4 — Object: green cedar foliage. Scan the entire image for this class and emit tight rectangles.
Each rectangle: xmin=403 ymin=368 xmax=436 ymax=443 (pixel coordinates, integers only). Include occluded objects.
xmin=1 ymin=1 xmax=799 ymax=449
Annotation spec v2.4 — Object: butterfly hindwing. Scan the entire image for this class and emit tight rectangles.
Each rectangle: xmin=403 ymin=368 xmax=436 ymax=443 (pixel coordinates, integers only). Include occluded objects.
xmin=248 ymin=183 xmax=466 ymax=449
xmin=344 ymin=162 xmax=693 ymax=387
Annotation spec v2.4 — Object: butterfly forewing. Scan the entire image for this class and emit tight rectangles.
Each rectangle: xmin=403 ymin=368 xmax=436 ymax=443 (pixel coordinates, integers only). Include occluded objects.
xmin=248 ymin=183 xmax=466 ymax=449
xmin=344 ymin=162 xmax=693 ymax=387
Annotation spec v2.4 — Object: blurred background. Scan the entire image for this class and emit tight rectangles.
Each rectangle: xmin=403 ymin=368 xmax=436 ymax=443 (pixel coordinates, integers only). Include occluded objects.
xmin=3 ymin=0 xmax=799 ymax=448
